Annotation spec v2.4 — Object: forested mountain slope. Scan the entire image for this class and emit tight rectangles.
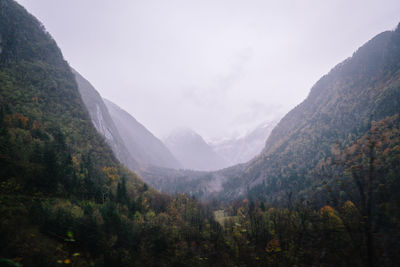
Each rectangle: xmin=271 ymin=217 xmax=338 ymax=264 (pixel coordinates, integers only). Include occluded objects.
xmin=140 ymin=25 xmax=400 ymax=266
xmin=0 ymin=1 xmax=227 ymax=265
xmin=145 ymin=24 xmax=400 ymax=204
xmin=1 ymin=0 xmax=400 ymax=265
xmin=0 ymin=0 xmax=133 ymax=183
xmin=228 ymin=24 xmax=400 ymax=202
xmin=104 ymin=99 xmax=181 ymax=169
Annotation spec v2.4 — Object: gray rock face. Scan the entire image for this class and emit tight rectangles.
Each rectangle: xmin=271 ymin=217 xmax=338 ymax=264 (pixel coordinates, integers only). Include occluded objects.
xmin=73 ymin=69 xmax=139 ymax=171
xmin=104 ymin=99 xmax=181 ymax=169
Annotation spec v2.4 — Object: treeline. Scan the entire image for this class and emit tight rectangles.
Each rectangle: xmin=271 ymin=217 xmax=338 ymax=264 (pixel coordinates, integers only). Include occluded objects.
xmin=1 ymin=0 xmax=400 ymax=265
xmin=0 ymin=99 xmax=227 ymax=266
xmin=239 ymin=115 xmax=400 ymax=266
xmin=1 ymin=101 xmax=400 ymax=266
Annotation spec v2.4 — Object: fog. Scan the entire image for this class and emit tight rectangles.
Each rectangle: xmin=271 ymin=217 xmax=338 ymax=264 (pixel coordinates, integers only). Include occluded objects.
xmin=16 ymin=0 xmax=400 ymax=140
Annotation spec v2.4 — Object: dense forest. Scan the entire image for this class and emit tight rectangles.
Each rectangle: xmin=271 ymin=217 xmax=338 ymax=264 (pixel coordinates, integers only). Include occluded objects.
xmin=1 ymin=0 xmax=400 ymax=266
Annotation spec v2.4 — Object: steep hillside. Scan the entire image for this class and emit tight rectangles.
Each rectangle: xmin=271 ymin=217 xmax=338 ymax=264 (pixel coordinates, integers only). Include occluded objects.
xmin=0 ymin=1 xmax=228 ymax=266
xmin=73 ymin=69 xmax=139 ymax=171
xmin=146 ymin=24 xmax=400 ymax=204
xmin=104 ymin=99 xmax=181 ymax=169
xmin=221 ymin=24 xmax=400 ymax=201
xmin=164 ymin=129 xmax=226 ymax=171
xmin=2 ymin=1 xmax=400 ymax=265
xmin=244 ymin=26 xmax=399 ymax=195
xmin=0 ymin=0 xmax=134 ymax=180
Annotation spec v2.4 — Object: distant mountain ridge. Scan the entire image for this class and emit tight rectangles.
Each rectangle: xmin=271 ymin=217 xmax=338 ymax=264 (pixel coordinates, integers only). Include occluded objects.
xmin=104 ymin=98 xmax=181 ymax=169
xmin=210 ymin=120 xmax=278 ymax=167
xmin=164 ymin=128 xmax=226 ymax=171
xmin=72 ymin=68 xmax=181 ymax=170
xmin=143 ymin=24 xmax=400 ymax=202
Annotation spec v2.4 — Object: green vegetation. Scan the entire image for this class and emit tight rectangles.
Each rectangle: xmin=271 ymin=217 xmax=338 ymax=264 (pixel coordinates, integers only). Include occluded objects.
xmin=0 ymin=0 xmax=230 ymax=265
xmin=230 ymin=27 xmax=400 ymax=204
xmin=145 ymin=22 xmax=400 ymax=208
xmin=1 ymin=0 xmax=400 ymax=266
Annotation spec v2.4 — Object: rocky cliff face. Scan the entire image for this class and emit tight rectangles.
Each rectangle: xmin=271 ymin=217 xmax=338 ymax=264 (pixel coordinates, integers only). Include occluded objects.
xmin=104 ymin=99 xmax=181 ymax=169
xmin=73 ymin=69 xmax=139 ymax=171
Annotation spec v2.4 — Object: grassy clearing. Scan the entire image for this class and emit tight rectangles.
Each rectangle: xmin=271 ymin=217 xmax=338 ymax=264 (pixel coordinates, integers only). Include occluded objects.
xmin=214 ymin=210 xmax=238 ymax=227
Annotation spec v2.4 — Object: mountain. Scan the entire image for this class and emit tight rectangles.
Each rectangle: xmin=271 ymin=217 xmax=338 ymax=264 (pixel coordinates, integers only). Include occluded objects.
xmin=142 ymin=122 xmax=277 ymax=192
xmin=2 ymin=0 xmax=400 ymax=265
xmin=147 ymin=24 xmax=400 ymax=204
xmin=0 ymin=0 xmax=133 ymax=180
xmin=0 ymin=1 xmax=229 ymax=266
xmin=104 ymin=98 xmax=181 ymax=169
xmin=73 ymin=69 xmax=180 ymax=170
xmin=164 ymin=129 xmax=226 ymax=171
xmin=210 ymin=120 xmax=278 ymax=167
xmin=231 ymin=25 xmax=400 ymax=202
xmin=72 ymin=69 xmax=139 ymax=171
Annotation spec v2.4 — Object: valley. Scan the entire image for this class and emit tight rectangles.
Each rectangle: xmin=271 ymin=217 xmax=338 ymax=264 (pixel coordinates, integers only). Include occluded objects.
xmin=1 ymin=0 xmax=400 ymax=266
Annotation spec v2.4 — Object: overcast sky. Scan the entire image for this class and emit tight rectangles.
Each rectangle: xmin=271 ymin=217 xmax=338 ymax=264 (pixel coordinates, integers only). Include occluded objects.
xmin=16 ymin=0 xmax=400 ymax=140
